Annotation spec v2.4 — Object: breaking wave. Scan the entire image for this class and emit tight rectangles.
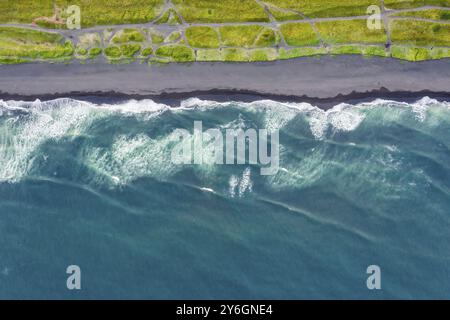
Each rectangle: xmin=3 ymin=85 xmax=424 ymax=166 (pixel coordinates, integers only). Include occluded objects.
xmin=0 ymin=97 xmax=449 ymax=197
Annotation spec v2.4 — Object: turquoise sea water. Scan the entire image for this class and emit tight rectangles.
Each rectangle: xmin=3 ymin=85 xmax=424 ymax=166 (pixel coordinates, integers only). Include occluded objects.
xmin=0 ymin=97 xmax=449 ymax=299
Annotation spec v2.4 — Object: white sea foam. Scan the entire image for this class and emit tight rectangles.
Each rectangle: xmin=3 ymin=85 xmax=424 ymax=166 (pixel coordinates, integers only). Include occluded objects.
xmin=0 ymin=96 xmax=448 ymax=187
xmin=228 ymin=167 xmax=253 ymax=198
xmin=0 ymin=99 xmax=94 ymax=182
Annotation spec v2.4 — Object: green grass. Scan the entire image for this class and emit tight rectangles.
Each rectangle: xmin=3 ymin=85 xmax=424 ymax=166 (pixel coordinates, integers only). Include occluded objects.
xmin=0 ymin=27 xmax=73 ymax=60
xmin=89 ymin=47 xmax=102 ymax=58
xmin=317 ymin=20 xmax=387 ymax=44
xmin=0 ymin=0 xmax=165 ymax=27
xmin=391 ymin=20 xmax=450 ymax=46
xmin=186 ymin=26 xmax=220 ymax=48
xmin=394 ymin=9 xmax=450 ymax=20
xmin=76 ymin=47 xmax=88 ymax=56
xmin=166 ymin=31 xmax=182 ymax=42
xmin=196 ymin=49 xmax=223 ymax=61
xmin=264 ymin=0 xmax=377 ymax=18
xmin=0 ymin=57 xmax=28 ymax=64
xmin=219 ymin=26 xmax=277 ymax=48
xmin=391 ymin=45 xmax=450 ymax=60
xmin=155 ymin=8 xmax=183 ymax=25
xmin=155 ymin=44 xmax=195 ymax=62
xmin=221 ymin=48 xmax=249 ymax=61
xmin=384 ymin=0 xmax=450 ymax=9
xmin=196 ymin=48 xmax=278 ymax=61
xmin=248 ymin=48 xmax=278 ymax=61
xmin=150 ymin=31 xmax=165 ymax=44
xmin=330 ymin=45 xmax=363 ymax=55
xmin=363 ymin=46 xmax=388 ymax=57
xmin=429 ymin=47 xmax=450 ymax=59
xmin=1 ymin=1 xmax=449 ymax=64
xmin=120 ymin=44 xmax=141 ymax=57
xmin=111 ymin=28 xmax=145 ymax=43
xmin=391 ymin=46 xmax=431 ymax=60
xmin=268 ymin=6 xmax=303 ymax=21
xmin=278 ymin=47 xmax=327 ymax=59
xmin=140 ymin=47 xmax=153 ymax=56
xmin=172 ymin=0 xmax=269 ymax=23
xmin=280 ymin=23 xmax=320 ymax=46
xmin=105 ymin=46 xmax=122 ymax=58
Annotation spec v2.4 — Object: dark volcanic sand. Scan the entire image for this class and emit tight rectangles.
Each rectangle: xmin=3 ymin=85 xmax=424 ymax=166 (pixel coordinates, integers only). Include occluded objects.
xmin=0 ymin=56 xmax=449 ymax=108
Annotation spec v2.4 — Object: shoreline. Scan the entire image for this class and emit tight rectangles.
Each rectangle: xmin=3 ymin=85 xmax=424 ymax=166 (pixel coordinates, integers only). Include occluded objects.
xmin=1 ymin=56 xmax=449 ymax=109
xmin=1 ymin=88 xmax=449 ymax=110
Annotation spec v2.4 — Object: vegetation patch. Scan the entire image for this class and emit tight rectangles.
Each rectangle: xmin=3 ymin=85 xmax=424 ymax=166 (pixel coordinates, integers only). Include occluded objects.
xmin=140 ymin=47 xmax=154 ymax=57
xmin=391 ymin=20 xmax=450 ymax=46
xmin=330 ymin=45 xmax=363 ymax=55
xmin=75 ymin=46 xmax=88 ymax=59
xmin=221 ymin=48 xmax=249 ymax=61
xmin=391 ymin=45 xmax=450 ymax=61
xmin=120 ymin=44 xmax=141 ymax=57
xmin=150 ymin=31 xmax=165 ymax=44
xmin=0 ymin=0 xmax=166 ymax=27
xmin=155 ymin=44 xmax=195 ymax=62
xmin=317 ymin=20 xmax=387 ymax=44
xmin=155 ymin=8 xmax=183 ymax=25
xmin=280 ymin=23 xmax=320 ymax=46
xmin=0 ymin=27 xmax=73 ymax=60
xmin=165 ymin=31 xmax=182 ymax=43
xmin=268 ymin=7 xmax=303 ymax=21
xmin=172 ymin=0 xmax=269 ymax=23
xmin=104 ymin=46 xmax=122 ymax=59
xmin=0 ymin=57 xmax=28 ymax=65
xmin=264 ymin=0 xmax=377 ymax=18
xmin=391 ymin=46 xmax=432 ymax=61
xmin=186 ymin=26 xmax=220 ymax=48
xmin=111 ymin=28 xmax=145 ymax=44
xmin=363 ymin=46 xmax=388 ymax=57
xmin=219 ymin=25 xmax=277 ymax=48
xmin=278 ymin=47 xmax=327 ymax=59
xmin=89 ymin=47 xmax=102 ymax=58
xmin=248 ymin=48 xmax=278 ymax=61
xmin=196 ymin=49 xmax=223 ymax=61
xmin=384 ymin=0 xmax=450 ymax=10
xmin=394 ymin=9 xmax=450 ymax=20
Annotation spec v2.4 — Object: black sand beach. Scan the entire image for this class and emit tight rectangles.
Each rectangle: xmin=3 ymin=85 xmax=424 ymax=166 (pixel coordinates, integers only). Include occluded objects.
xmin=0 ymin=56 xmax=449 ymax=108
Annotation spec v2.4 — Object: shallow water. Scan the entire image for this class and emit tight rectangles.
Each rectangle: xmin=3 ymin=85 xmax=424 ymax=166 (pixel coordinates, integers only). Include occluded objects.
xmin=0 ymin=97 xmax=449 ymax=299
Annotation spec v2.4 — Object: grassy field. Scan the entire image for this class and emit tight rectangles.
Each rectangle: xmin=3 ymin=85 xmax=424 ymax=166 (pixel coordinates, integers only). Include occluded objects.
xmin=0 ymin=0 xmax=449 ymax=26
xmin=219 ymin=26 xmax=278 ymax=48
xmin=384 ymin=0 xmax=450 ymax=9
xmin=316 ymin=20 xmax=387 ymax=44
xmin=391 ymin=20 xmax=450 ymax=46
xmin=111 ymin=28 xmax=145 ymax=43
xmin=280 ymin=23 xmax=320 ymax=46
xmin=1 ymin=1 xmax=450 ymax=64
xmin=264 ymin=0 xmax=376 ymax=18
xmin=186 ymin=26 xmax=220 ymax=48
xmin=394 ymin=9 xmax=450 ymax=20
xmin=172 ymin=0 xmax=269 ymax=23
xmin=0 ymin=27 xmax=73 ymax=62
xmin=0 ymin=0 xmax=165 ymax=27
xmin=155 ymin=44 xmax=195 ymax=62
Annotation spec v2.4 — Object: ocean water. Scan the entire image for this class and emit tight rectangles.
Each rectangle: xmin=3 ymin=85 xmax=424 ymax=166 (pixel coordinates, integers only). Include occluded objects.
xmin=0 ymin=96 xmax=449 ymax=299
